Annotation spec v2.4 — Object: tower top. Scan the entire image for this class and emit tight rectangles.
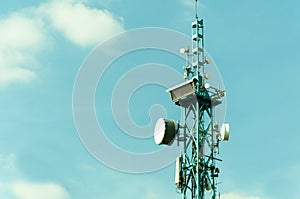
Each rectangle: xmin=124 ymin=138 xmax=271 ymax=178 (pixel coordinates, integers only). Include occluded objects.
xmin=195 ymin=0 xmax=198 ymax=19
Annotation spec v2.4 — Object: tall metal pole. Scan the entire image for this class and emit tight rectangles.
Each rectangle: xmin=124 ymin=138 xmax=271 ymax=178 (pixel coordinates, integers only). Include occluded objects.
xmin=178 ymin=1 xmax=224 ymax=199
xmin=154 ymin=1 xmax=228 ymax=199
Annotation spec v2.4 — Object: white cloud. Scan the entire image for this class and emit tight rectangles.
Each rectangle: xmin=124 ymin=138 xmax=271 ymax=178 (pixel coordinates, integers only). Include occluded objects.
xmin=0 ymin=0 xmax=124 ymax=87
xmin=12 ymin=182 xmax=70 ymax=199
xmin=0 ymin=67 xmax=36 ymax=86
xmin=0 ymin=15 xmax=46 ymax=87
xmin=0 ymin=153 xmax=70 ymax=199
xmin=40 ymin=0 xmax=124 ymax=47
xmin=0 ymin=15 xmax=45 ymax=50
xmin=222 ymin=192 xmax=263 ymax=199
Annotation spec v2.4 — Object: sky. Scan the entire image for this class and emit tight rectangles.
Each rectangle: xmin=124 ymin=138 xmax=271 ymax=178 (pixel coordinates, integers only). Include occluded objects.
xmin=1 ymin=0 xmax=300 ymax=199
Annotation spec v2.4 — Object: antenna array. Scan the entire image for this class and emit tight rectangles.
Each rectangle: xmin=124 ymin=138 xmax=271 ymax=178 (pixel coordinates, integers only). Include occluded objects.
xmin=154 ymin=1 xmax=229 ymax=199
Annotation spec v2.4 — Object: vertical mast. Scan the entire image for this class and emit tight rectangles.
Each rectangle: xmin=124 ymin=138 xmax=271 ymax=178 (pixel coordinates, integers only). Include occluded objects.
xmin=154 ymin=1 xmax=229 ymax=199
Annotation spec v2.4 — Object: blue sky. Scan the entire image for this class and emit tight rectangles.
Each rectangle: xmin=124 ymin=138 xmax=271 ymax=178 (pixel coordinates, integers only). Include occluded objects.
xmin=1 ymin=0 xmax=300 ymax=199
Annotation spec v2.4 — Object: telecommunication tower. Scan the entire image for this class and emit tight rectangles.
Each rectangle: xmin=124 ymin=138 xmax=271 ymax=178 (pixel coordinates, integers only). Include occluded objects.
xmin=153 ymin=1 xmax=230 ymax=199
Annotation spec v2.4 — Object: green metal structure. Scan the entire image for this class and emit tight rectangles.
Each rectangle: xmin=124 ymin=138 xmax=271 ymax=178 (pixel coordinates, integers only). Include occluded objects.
xmin=175 ymin=1 xmax=227 ymax=199
xmin=154 ymin=1 xmax=228 ymax=199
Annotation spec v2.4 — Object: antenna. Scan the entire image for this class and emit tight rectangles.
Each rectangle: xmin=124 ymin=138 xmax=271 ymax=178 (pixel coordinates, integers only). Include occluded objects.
xmin=195 ymin=0 xmax=198 ymax=19
xmin=154 ymin=1 xmax=230 ymax=199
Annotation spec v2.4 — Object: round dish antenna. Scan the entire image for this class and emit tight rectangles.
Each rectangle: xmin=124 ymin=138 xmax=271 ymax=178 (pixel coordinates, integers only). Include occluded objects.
xmin=154 ymin=118 xmax=178 ymax=145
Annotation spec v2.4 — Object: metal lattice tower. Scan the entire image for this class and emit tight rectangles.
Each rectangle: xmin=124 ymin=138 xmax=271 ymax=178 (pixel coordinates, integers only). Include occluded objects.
xmin=154 ymin=1 xmax=229 ymax=199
